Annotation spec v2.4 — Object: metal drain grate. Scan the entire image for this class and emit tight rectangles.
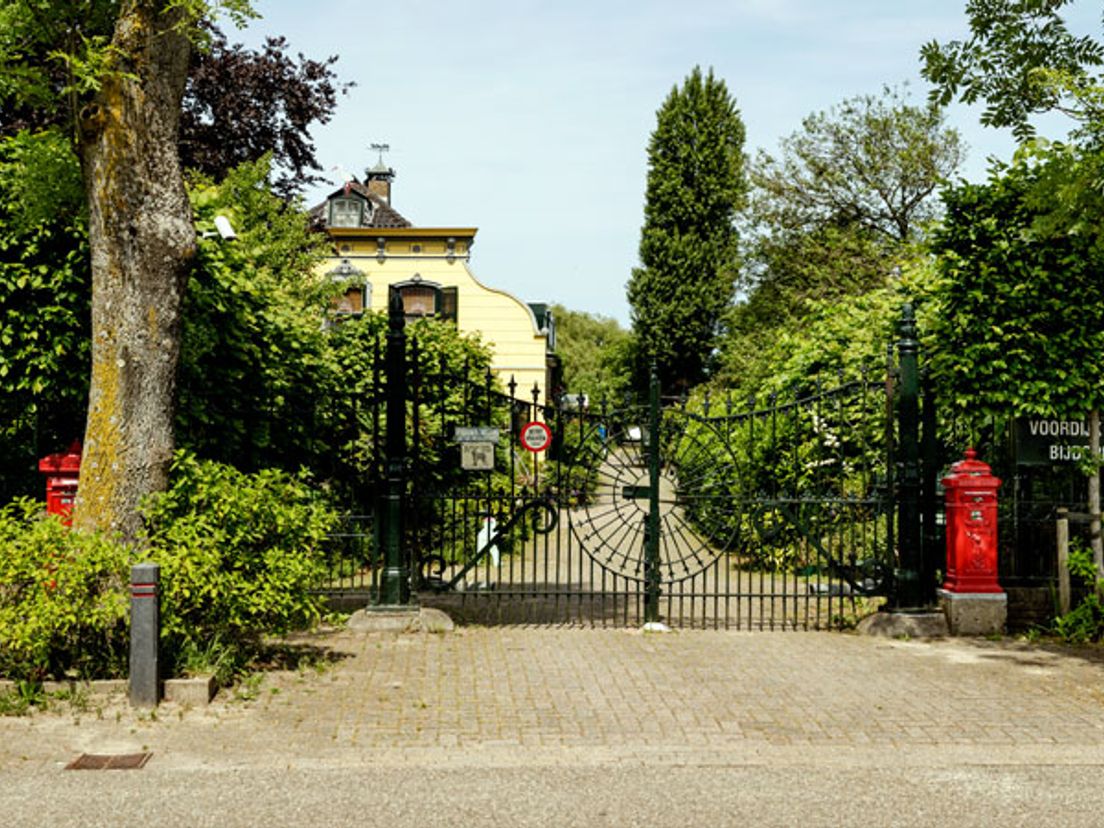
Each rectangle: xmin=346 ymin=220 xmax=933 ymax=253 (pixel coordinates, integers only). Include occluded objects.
xmin=65 ymin=752 xmax=152 ymax=770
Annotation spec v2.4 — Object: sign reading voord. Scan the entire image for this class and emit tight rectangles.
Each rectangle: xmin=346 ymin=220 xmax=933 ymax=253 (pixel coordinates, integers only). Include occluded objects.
xmin=1015 ymin=418 xmax=1104 ymax=465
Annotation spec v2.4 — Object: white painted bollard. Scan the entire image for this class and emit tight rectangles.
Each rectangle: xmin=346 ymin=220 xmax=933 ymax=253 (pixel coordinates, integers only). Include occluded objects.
xmin=477 ymin=516 xmax=500 ymax=566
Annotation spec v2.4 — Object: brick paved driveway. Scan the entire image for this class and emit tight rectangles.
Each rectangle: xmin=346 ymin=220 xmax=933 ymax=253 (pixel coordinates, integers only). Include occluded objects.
xmin=3 ymin=627 xmax=1104 ymax=826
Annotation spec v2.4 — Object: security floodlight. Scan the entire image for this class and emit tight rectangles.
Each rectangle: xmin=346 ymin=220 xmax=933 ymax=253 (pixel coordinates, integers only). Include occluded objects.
xmin=214 ymin=215 xmax=236 ymax=240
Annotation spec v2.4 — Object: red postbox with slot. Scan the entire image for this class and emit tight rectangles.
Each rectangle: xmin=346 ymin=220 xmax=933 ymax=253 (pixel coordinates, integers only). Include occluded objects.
xmin=942 ymin=448 xmax=1002 ymax=594
xmin=38 ymin=440 xmax=82 ymax=525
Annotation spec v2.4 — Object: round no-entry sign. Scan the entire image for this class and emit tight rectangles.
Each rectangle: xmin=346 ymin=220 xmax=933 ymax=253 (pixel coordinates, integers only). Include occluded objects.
xmin=520 ymin=421 xmax=552 ymax=453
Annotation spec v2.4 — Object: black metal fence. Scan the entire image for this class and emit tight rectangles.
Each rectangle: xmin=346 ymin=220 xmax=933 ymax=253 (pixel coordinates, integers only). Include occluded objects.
xmin=311 ymin=298 xmax=938 ymax=629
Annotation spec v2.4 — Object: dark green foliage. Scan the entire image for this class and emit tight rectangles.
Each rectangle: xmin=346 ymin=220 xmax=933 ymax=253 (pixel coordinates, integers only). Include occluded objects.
xmin=627 ymin=66 xmax=746 ymax=394
xmin=0 ymin=130 xmax=90 ymax=502
xmin=921 ymin=0 xmax=1103 ymax=140
xmin=0 ymin=1 xmax=123 ymax=134
xmin=928 ymin=152 xmax=1104 ymax=427
xmin=176 ymin=158 xmax=336 ymax=476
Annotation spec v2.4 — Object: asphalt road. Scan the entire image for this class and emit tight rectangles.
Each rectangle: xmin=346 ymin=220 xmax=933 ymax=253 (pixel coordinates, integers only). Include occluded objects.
xmin=5 ymin=761 xmax=1104 ymax=828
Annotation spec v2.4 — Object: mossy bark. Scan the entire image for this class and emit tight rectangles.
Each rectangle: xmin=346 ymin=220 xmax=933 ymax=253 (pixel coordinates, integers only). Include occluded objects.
xmin=72 ymin=2 xmax=195 ymax=543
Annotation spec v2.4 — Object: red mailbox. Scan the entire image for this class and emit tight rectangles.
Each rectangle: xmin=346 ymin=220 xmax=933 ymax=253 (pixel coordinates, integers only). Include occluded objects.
xmin=942 ymin=448 xmax=1002 ymax=594
xmin=38 ymin=440 xmax=82 ymax=525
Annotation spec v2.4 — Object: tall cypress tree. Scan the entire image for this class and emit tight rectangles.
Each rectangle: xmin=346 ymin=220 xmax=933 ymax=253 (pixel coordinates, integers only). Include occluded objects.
xmin=627 ymin=66 xmax=746 ymax=394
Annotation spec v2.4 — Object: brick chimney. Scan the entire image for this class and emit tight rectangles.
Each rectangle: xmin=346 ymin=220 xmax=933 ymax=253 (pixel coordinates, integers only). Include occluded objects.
xmin=365 ymin=162 xmax=395 ymax=205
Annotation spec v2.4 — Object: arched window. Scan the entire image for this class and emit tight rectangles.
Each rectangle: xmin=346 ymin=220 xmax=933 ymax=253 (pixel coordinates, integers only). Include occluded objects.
xmin=392 ymin=279 xmax=458 ymax=323
xmin=326 ymin=259 xmax=369 ymax=321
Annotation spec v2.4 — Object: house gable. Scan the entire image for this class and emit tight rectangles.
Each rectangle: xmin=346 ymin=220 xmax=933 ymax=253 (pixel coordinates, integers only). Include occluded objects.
xmin=311 ymin=165 xmax=553 ymax=402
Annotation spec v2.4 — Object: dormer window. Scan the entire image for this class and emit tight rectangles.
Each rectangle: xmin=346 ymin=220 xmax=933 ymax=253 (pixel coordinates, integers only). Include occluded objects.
xmin=329 ymin=196 xmax=366 ymax=228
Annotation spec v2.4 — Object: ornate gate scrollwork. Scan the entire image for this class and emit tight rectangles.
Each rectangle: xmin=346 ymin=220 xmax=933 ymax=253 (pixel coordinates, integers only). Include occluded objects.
xmin=565 ymin=407 xmax=741 ymax=585
xmin=420 ymin=496 xmax=558 ymax=593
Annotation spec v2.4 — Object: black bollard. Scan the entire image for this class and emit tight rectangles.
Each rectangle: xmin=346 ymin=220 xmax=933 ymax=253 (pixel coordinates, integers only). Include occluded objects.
xmin=129 ymin=563 xmax=160 ymax=708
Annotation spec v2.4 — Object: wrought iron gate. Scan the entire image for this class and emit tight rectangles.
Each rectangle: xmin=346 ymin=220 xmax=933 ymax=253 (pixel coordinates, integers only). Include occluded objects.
xmin=320 ymin=299 xmax=932 ymax=630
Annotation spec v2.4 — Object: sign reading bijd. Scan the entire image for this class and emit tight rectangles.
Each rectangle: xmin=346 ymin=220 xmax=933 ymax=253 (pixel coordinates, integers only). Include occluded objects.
xmin=1015 ymin=418 xmax=1104 ymax=465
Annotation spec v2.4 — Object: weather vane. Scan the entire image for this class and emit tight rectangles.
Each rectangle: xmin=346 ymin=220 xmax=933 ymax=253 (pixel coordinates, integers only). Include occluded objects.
xmin=370 ymin=142 xmax=390 ymax=166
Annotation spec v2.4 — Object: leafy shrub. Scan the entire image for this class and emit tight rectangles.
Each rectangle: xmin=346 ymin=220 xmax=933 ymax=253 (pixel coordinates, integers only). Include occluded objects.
xmin=1054 ymin=541 xmax=1104 ymax=644
xmin=1054 ymin=595 xmax=1104 ymax=645
xmin=142 ymin=452 xmax=339 ymax=678
xmin=0 ymin=499 xmax=131 ymax=681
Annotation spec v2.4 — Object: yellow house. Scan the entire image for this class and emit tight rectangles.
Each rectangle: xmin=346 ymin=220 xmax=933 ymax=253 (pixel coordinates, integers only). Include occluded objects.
xmin=311 ymin=162 xmax=558 ymax=405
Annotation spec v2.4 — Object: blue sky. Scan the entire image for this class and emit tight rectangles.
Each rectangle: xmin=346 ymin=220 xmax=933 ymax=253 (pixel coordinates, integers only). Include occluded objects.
xmin=237 ymin=1 xmax=1098 ymax=325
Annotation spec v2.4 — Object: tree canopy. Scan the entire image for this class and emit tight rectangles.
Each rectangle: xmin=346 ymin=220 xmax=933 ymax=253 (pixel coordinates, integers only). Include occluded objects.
xmin=749 ymin=87 xmax=964 ymax=246
xmin=717 ymin=89 xmax=962 ymax=393
xmin=0 ymin=0 xmax=253 ymax=541
xmin=550 ymin=304 xmax=632 ymax=405
xmin=928 ymin=147 xmax=1104 ymax=422
xmin=0 ymin=14 xmax=346 ymax=198
xmin=181 ymin=25 xmax=351 ymax=196
xmin=626 ymin=66 xmax=746 ymax=394
xmin=921 ymin=0 xmax=1104 ymax=139
xmin=0 ymin=2 xmax=355 ymax=541
xmin=0 ymin=129 xmax=90 ymax=503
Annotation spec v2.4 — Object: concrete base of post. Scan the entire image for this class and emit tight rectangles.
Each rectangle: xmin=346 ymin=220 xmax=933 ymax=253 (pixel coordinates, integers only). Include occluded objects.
xmin=857 ymin=609 xmax=948 ymax=638
xmin=938 ymin=589 xmax=1007 ymax=636
xmin=347 ymin=606 xmax=454 ymax=633
xmin=163 ymin=675 xmax=217 ymax=706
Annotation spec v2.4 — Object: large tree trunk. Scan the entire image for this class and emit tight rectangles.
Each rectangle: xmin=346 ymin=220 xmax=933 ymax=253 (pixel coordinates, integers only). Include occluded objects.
xmin=72 ymin=2 xmax=196 ymax=544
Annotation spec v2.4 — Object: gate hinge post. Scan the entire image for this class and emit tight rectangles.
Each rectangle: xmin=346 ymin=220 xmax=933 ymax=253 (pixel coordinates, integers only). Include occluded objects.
xmin=644 ymin=364 xmax=662 ymax=623
xmin=892 ymin=302 xmax=925 ymax=610
xmin=378 ymin=292 xmax=414 ymax=607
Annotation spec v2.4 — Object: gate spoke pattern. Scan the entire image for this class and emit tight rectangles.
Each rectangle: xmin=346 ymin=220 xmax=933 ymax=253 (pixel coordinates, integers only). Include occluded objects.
xmin=567 ymin=410 xmax=740 ymax=584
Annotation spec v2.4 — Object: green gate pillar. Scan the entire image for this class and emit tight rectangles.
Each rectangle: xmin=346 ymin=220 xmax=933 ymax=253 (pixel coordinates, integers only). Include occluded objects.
xmin=920 ymin=370 xmax=940 ymax=607
xmin=893 ymin=303 xmax=924 ymax=609
xmin=644 ymin=365 xmax=662 ymax=623
xmin=377 ymin=292 xmax=412 ymax=606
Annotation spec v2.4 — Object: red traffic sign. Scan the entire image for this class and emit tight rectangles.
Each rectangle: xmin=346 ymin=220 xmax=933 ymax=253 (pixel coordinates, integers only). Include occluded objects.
xmin=520 ymin=421 xmax=552 ymax=453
